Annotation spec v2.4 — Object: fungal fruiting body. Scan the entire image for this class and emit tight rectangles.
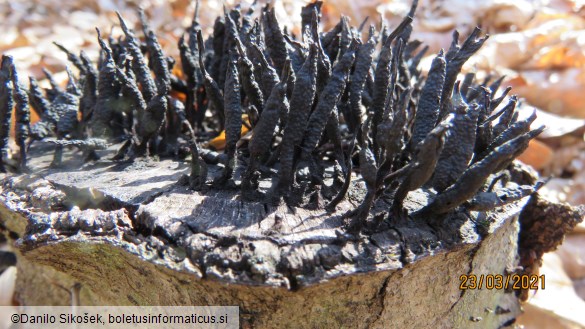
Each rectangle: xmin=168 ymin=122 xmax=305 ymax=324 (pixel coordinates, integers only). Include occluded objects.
xmin=0 ymin=1 xmax=544 ymax=234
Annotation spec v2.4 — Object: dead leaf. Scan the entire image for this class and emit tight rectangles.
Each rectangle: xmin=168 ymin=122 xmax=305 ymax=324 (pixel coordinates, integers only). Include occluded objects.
xmin=517 ymin=252 xmax=585 ymax=328
xmin=556 ymin=234 xmax=585 ymax=280
xmin=517 ymin=139 xmax=554 ymax=170
xmin=508 ymin=69 xmax=585 ymax=118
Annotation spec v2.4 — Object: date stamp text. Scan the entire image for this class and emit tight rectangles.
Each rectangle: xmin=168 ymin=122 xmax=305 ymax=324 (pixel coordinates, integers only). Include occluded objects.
xmin=459 ymin=274 xmax=545 ymax=290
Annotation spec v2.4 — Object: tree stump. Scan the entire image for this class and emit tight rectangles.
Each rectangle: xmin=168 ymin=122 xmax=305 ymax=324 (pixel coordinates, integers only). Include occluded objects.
xmin=0 ymin=145 xmax=582 ymax=328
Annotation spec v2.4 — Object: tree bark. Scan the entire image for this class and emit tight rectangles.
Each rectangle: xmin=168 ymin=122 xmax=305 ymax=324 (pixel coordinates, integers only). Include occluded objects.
xmin=0 ymin=146 xmax=582 ymax=328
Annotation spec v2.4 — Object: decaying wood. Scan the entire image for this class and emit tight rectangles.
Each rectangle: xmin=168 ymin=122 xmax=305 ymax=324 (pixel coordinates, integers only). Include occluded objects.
xmin=1 ymin=146 xmax=581 ymax=328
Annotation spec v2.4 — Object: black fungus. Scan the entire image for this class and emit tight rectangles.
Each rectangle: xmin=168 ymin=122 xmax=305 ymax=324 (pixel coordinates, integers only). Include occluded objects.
xmin=0 ymin=5 xmax=546 ymax=235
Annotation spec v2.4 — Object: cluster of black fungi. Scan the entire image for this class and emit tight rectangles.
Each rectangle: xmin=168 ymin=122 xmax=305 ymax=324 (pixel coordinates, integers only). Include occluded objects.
xmin=0 ymin=0 xmax=544 ymax=233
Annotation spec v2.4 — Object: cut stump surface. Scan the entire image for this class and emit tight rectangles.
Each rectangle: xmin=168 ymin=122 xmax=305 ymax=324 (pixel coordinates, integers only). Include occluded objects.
xmin=0 ymin=145 xmax=582 ymax=328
